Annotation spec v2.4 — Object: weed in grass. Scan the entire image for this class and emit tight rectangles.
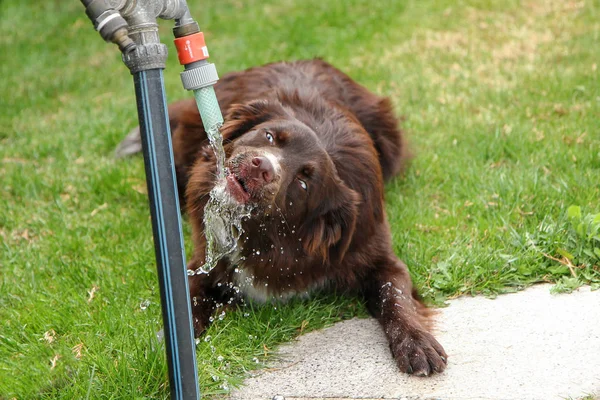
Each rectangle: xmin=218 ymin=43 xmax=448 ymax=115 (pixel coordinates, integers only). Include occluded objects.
xmin=528 ymin=206 xmax=600 ymax=293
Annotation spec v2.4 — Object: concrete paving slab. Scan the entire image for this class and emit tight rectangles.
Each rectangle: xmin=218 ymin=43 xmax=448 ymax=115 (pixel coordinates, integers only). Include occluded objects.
xmin=229 ymin=284 xmax=600 ymax=400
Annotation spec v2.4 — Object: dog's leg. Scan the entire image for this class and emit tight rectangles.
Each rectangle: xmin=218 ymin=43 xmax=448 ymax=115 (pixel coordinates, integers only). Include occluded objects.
xmin=188 ymin=260 xmax=238 ymax=337
xmin=363 ymin=258 xmax=447 ymax=376
xmin=188 ymin=272 xmax=218 ymax=336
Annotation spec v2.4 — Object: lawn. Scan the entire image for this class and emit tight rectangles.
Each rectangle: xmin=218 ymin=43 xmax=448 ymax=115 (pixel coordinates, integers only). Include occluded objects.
xmin=1 ymin=0 xmax=599 ymax=398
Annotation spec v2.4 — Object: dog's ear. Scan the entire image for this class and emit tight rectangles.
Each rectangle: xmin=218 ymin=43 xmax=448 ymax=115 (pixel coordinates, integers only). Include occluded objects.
xmin=301 ymin=178 xmax=360 ymax=264
xmin=221 ymin=100 xmax=287 ymax=143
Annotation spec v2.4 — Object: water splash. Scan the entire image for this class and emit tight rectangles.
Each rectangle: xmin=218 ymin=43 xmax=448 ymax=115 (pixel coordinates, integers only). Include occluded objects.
xmin=139 ymin=300 xmax=150 ymax=310
xmin=189 ymin=124 xmax=252 ymax=275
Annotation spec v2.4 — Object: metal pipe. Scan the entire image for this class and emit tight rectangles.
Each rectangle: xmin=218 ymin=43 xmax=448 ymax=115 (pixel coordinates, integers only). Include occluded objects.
xmin=173 ymin=0 xmax=195 ymax=27
xmin=82 ymin=1 xmax=201 ymax=398
xmin=133 ymin=68 xmax=199 ymax=400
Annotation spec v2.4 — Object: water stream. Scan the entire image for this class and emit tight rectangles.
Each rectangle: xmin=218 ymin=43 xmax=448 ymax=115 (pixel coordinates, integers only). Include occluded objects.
xmin=205 ymin=125 xmax=226 ymax=180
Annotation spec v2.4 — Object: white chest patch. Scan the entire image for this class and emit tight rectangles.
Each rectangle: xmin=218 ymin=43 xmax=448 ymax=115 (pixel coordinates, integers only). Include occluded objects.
xmin=232 ymin=268 xmax=271 ymax=303
xmin=231 ymin=265 xmax=330 ymax=304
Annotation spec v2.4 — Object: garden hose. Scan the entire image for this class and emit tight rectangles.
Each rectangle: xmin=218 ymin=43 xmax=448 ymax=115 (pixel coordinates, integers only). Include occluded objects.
xmin=173 ymin=27 xmax=225 ymax=178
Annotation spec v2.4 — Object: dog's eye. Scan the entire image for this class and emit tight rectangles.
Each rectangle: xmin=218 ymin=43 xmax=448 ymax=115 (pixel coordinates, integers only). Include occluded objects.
xmin=265 ymin=132 xmax=275 ymax=144
xmin=297 ymin=178 xmax=307 ymax=191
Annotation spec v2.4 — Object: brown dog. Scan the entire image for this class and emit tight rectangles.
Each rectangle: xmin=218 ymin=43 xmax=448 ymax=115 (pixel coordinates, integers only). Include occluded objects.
xmin=119 ymin=59 xmax=447 ymax=376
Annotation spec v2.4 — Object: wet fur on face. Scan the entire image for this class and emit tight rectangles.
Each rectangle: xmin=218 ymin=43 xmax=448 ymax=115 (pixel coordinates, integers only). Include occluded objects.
xmin=144 ymin=59 xmax=447 ymax=376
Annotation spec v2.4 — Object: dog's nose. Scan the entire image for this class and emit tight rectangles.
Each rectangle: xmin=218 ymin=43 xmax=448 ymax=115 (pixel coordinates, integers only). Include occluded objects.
xmin=250 ymin=156 xmax=274 ymax=184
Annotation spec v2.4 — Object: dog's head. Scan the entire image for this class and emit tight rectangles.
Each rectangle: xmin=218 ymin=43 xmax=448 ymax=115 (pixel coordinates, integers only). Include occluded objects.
xmin=216 ymin=99 xmax=360 ymax=262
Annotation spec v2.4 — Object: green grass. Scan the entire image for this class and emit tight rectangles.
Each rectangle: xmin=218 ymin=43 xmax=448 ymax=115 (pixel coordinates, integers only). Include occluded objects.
xmin=1 ymin=0 xmax=599 ymax=398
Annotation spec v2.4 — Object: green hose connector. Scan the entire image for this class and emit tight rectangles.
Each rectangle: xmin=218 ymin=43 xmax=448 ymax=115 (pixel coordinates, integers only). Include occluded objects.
xmin=178 ymin=58 xmax=225 ymax=178
xmin=193 ymin=85 xmax=225 ymax=179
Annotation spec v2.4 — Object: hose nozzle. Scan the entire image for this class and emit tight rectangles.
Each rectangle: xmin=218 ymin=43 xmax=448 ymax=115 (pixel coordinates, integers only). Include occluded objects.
xmin=111 ymin=27 xmax=136 ymax=54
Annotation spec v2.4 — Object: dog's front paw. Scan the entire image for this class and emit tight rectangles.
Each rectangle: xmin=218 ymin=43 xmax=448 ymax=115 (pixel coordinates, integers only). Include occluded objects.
xmin=192 ymin=315 xmax=207 ymax=338
xmin=390 ymin=329 xmax=447 ymax=376
xmin=190 ymin=296 xmax=213 ymax=338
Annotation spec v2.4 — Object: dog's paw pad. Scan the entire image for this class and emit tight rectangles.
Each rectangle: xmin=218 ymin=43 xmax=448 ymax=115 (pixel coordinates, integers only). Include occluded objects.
xmin=391 ymin=330 xmax=447 ymax=376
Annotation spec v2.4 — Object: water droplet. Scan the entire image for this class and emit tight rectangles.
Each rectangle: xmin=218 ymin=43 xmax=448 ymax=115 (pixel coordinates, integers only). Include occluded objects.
xmin=218 ymin=311 xmax=226 ymax=320
xmin=217 ymin=355 xmax=224 ymax=362
xmin=204 ymin=335 xmax=212 ymax=342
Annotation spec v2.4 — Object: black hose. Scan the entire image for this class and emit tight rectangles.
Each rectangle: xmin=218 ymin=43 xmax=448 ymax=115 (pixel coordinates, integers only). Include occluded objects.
xmin=133 ymin=69 xmax=200 ymax=400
